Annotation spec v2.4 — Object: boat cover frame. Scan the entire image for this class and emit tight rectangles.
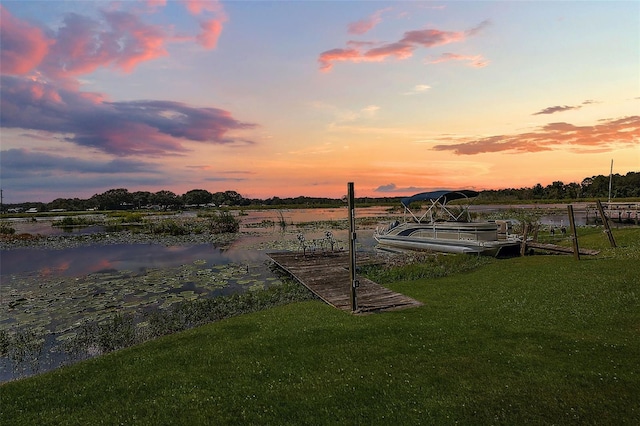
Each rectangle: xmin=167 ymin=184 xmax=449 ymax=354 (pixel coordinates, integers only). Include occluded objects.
xmin=400 ymin=190 xmax=479 ymax=223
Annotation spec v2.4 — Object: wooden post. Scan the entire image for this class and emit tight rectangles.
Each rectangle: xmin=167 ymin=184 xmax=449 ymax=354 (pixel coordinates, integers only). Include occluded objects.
xmin=567 ymin=205 xmax=580 ymax=260
xmin=347 ymin=182 xmax=358 ymax=312
xmin=520 ymin=222 xmax=529 ymax=256
xmin=596 ymin=199 xmax=617 ymax=248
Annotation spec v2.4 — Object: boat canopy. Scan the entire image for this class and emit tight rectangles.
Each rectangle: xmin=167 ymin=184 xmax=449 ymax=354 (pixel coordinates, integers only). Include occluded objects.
xmin=401 ymin=190 xmax=479 ymax=208
xmin=398 ymin=190 xmax=479 ymax=223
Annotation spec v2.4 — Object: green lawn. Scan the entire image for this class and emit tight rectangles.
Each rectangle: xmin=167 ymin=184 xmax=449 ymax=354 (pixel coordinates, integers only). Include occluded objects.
xmin=2 ymin=228 xmax=639 ymax=425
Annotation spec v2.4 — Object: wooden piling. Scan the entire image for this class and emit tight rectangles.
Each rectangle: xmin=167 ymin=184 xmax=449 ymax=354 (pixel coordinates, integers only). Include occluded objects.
xmin=520 ymin=222 xmax=529 ymax=257
xmin=596 ymin=200 xmax=617 ymax=248
xmin=567 ymin=205 xmax=580 ymax=260
xmin=347 ymin=182 xmax=357 ymax=312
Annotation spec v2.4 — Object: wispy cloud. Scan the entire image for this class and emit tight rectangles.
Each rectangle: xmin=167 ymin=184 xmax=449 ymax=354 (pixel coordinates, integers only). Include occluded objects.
xmin=428 ymin=53 xmax=489 ymax=68
xmin=319 ymin=20 xmax=490 ymax=72
xmin=533 ymin=105 xmax=580 ymax=115
xmin=374 ymin=183 xmax=427 ymax=193
xmin=182 ymin=0 xmax=228 ymax=49
xmin=532 ymin=100 xmax=598 ymax=115
xmin=432 ymin=116 xmax=640 ymax=155
xmin=404 ymin=84 xmax=431 ymax=95
xmin=347 ymin=8 xmax=391 ymax=35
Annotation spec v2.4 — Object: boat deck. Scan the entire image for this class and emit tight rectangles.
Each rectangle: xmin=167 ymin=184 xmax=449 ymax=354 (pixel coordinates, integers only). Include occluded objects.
xmin=267 ymin=251 xmax=423 ymax=314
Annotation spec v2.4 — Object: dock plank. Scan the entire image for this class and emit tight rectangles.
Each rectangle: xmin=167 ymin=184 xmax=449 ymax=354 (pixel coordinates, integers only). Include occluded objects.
xmin=268 ymin=251 xmax=422 ymax=314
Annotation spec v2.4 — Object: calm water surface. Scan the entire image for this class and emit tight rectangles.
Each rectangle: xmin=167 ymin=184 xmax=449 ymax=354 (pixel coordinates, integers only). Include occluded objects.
xmin=1 ymin=205 xmax=592 ymax=276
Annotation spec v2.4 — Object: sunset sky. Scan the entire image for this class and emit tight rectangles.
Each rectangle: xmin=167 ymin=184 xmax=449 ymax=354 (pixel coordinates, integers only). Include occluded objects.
xmin=1 ymin=1 xmax=638 ymax=203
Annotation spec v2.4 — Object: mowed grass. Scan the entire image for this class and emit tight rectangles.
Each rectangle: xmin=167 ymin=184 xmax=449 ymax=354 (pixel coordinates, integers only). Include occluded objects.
xmin=2 ymin=228 xmax=639 ymax=425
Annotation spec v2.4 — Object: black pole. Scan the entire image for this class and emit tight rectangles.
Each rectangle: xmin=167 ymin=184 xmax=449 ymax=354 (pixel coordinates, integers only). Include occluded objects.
xmin=348 ymin=182 xmax=358 ymax=312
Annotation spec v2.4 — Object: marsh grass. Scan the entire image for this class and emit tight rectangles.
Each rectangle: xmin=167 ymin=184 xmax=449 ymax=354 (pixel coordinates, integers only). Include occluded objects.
xmin=361 ymin=251 xmax=492 ymax=284
xmin=2 ymin=227 xmax=639 ymax=424
xmin=51 ymin=216 xmax=101 ymax=228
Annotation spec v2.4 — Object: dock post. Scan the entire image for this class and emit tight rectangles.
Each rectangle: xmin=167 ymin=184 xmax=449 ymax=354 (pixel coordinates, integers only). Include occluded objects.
xmin=348 ymin=182 xmax=358 ymax=312
xmin=520 ymin=222 xmax=529 ymax=257
xmin=567 ymin=205 xmax=580 ymax=260
xmin=596 ymin=200 xmax=617 ymax=248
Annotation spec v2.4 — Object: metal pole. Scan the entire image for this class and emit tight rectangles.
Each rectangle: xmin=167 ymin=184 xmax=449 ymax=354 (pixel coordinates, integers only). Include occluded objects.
xmin=348 ymin=182 xmax=358 ymax=312
xmin=567 ymin=205 xmax=580 ymax=261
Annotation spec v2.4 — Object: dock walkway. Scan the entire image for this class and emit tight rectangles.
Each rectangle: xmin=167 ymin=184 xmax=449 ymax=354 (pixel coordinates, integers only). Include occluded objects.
xmin=267 ymin=251 xmax=422 ymax=314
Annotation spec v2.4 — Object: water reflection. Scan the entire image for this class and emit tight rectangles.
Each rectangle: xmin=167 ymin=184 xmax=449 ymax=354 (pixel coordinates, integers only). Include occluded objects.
xmin=1 ymin=244 xmax=266 ymax=277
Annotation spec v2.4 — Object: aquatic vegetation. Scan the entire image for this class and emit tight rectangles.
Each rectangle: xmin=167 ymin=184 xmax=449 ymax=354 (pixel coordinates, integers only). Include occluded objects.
xmin=361 ymin=252 xmax=492 ymax=284
xmin=51 ymin=216 xmax=101 ymax=228
xmin=1 ymin=279 xmax=314 ymax=380
xmin=208 ymin=210 xmax=240 ymax=233
xmin=0 ymin=222 xmax=16 ymax=234
xmin=0 ymin=248 xmax=316 ymax=382
xmin=276 ymin=210 xmax=288 ymax=230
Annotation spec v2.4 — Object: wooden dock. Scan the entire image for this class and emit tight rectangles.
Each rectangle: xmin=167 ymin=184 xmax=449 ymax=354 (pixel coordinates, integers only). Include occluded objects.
xmin=267 ymin=251 xmax=422 ymax=314
xmin=525 ymin=242 xmax=600 ymax=256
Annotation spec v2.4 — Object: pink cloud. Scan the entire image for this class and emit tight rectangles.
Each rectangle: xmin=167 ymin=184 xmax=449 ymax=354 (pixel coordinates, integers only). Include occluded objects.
xmin=401 ymin=28 xmax=465 ymax=47
xmin=1 ymin=2 xmax=229 ymax=82
xmin=319 ymin=48 xmax=363 ymax=72
xmin=348 ymin=8 xmax=390 ymax=35
xmin=25 ymin=10 xmax=169 ymax=81
xmin=182 ymin=0 xmax=224 ymax=15
xmin=319 ymin=20 xmax=490 ymax=72
xmin=181 ymin=0 xmax=227 ymax=49
xmin=197 ymin=18 xmax=224 ymax=49
xmin=364 ymin=42 xmax=415 ymax=61
xmin=432 ymin=116 xmax=640 ymax=155
xmin=0 ymin=5 xmax=53 ymax=75
xmin=429 ymin=53 xmax=489 ymax=68
xmin=146 ymin=0 xmax=167 ymax=8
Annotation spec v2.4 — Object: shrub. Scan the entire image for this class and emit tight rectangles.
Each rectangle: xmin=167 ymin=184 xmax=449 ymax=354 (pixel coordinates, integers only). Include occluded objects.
xmin=208 ymin=211 xmax=240 ymax=233
xmin=0 ymin=223 xmax=16 ymax=235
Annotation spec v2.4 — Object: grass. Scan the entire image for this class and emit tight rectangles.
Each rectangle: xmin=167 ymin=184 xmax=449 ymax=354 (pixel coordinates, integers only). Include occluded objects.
xmin=2 ymin=228 xmax=639 ymax=424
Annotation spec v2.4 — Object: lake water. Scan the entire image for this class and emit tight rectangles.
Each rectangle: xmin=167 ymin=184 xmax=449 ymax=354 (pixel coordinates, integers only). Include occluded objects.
xmin=2 ymin=204 xmax=593 ymax=277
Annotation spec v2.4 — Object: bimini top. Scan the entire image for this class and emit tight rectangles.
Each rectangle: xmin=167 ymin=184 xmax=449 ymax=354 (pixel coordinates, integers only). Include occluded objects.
xmin=401 ymin=190 xmax=479 ymax=207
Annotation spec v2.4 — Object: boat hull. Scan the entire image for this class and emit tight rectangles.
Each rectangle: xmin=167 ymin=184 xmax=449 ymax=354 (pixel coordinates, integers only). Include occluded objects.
xmin=374 ymin=221 xmax=520 ymax=256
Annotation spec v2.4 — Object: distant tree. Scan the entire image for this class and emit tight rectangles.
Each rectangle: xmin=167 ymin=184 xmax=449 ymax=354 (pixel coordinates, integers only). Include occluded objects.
xmin=152 ymin=190 xmax=181 ymax=210
xmin=91 ymin=188 xmax=132 ymax=210
xmin=183 ymin=189 xmax=213 ymax=205
xmin=546 ymin=181 xmax=565 ymax=199
xmin=224 ymin=190 xmax=245 ymax=205
xmin=47 ymin=198 xmax=89 ymax=211
xmin=131 ymin=191 xmax=154 ymax=208
xmin=211 ymin=190 xmax=246 ymax=206
xmin=532 ymin=183 xmax=544 ymax=199
xmin=565 ymin=182 xmax=581 ymax=199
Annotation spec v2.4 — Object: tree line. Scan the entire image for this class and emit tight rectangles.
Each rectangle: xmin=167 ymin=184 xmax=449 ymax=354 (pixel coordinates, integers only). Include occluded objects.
xmin=2 ymin=171 xmax=638 ymax=212
xmin=480 ymin=172 xmax=639 ymax=202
